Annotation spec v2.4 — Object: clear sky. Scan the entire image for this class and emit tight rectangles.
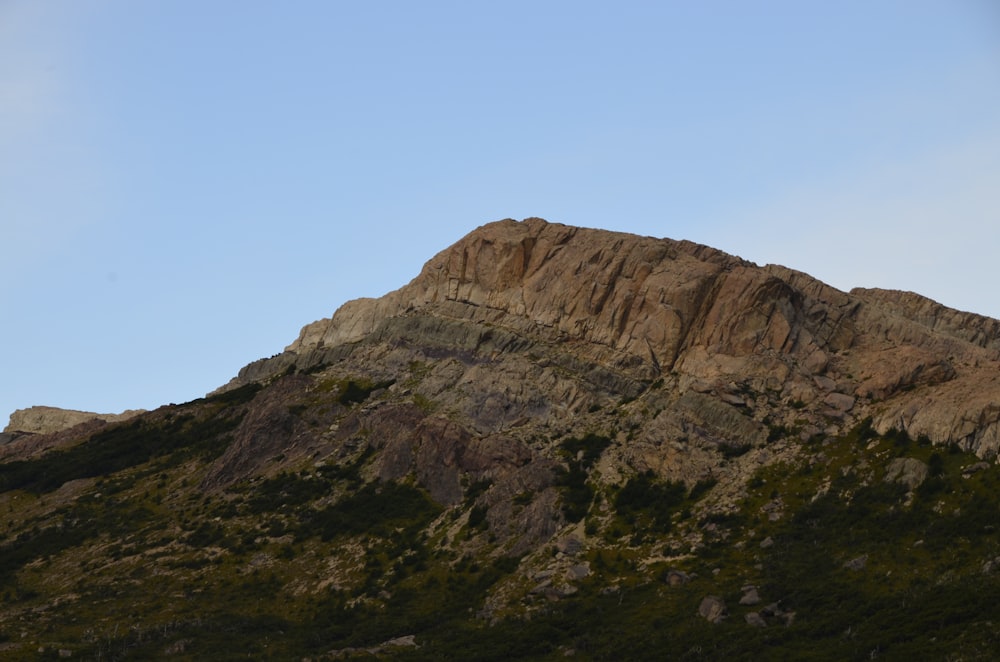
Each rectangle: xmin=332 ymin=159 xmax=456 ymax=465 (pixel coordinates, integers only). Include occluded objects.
xmin=3 ymin=1 xmax=999 ymax=422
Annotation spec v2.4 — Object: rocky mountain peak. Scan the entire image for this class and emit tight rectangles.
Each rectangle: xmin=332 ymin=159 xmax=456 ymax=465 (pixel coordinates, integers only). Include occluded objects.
xmin=234 ymin=217 xmax=1000 ymax=458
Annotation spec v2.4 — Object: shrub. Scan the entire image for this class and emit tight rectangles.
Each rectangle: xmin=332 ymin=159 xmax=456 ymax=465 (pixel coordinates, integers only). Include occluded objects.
xmin=554 ymin=433 xmax=613 ymax=522
xmin=687 ymin=477 xmax=718 ymax=501
xmin=614 ymin=471 xmax=686 ymax=533
xmin=302 ymin=481 xmax=441 ymax=542
xmin=337 ymin=378 xmax=395 ymax=406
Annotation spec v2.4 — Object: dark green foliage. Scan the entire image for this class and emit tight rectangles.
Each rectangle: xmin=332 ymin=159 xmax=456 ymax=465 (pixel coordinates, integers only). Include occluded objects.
xmin=290 ymin=554 xmax=523 ymax=656
xmin=0 ymin=411 xmax=241 ymax=494
xmin=719 ymin=441 xmax=752 ymax=458
xmin=767 ymin=423 xmax=792 ymax=442
xmin=0 ymin=494 xmax=155 ymax=588
xmin=302 ymin=481 xmax=441 ymax=542
xmin=555 ymin=462 xmax=593 ymax=522
xmin=245 ymin=470 xmax=332 ymax=514
xmin=184 ymin=522 xmax=234 ymax=549
xmin=5 ymin=378 xmax=1000 ymax=660
xmin=687 ymin=477 xmax=717 ymax=501
xmin=555 ymin=432 xmax=613 ymax=522
xmin=467 ymin=504 xmax=488 ymax=530
xmin=512 ymin=490 xmax=534 ymax=506
xmin=92 ymin=608 xmax=291 ymax=660
xmin=337 ymin=378 xmax=395 ymax=405
xmin=727 ymin=437 xmax=1000 ymax=660
xmin=0 ymin=525 xmax=89 ymax=587
xmin=232 ymin=447 xmax=374 ymax=518
xmin=203 ymin=382 xmax=263 ymax=406
xmin=848 ymin=416 xmax=878 ymax=445
xmin=614 ymin=470 xmax=686 ymax=533
xmin=462 ymin=477 xmax=492 ymax=505
xmin=304 ymin=361 xmax=330 ymax=374
xmin=286 ymin=402 xmax=308 ymax=417
xmin=928 ymin=451 xmax=945 ymax=477
xmin=559 ymin=432 xmax=612 ymax=469
xmin=885 ymin=426 xmax=912 ymax=453
xmin=317 ymin=444 xmax=374 ymax=489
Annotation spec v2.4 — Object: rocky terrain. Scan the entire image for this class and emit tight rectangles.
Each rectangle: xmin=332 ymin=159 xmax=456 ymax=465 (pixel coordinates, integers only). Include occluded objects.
xmin=3 ymin=406 xmax=144 ymax=437
xmin=1 ymin=218 xmax=999 ymax=660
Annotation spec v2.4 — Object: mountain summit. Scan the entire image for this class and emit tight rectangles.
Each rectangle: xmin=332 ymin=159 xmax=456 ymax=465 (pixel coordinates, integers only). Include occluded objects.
xmin=228 ymin=217 xmax=1000 ymax=458
xmin=2 ymin=218 xmax=999 ymax=659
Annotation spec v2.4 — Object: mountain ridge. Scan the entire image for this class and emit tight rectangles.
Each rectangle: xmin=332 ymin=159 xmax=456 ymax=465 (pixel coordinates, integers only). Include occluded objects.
xmin=216 ymin=217 xmax=1000 ymax=458
xmin=2 ymin=218 xmax=1000 ymax=659
xmin=11 ymin=217 xmax=997 ymax=445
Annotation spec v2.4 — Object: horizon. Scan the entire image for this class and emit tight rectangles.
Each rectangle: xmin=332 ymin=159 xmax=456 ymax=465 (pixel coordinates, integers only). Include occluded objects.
xmin=3 ymin=1 xmax=999 ymax=420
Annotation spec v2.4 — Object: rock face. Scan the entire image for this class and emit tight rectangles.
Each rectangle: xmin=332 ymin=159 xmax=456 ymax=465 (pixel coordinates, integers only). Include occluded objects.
xmin=3 ymin=406 xmax=144 ymax=436
xmin=222 ymin=217 xmax=1000 ymax=459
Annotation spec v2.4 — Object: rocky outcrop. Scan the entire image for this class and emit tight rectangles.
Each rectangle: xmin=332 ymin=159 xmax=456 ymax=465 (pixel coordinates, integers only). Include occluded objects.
xmin=3 ymin=406 xmax=144 ymax=436
xmin=852 ymin=288 xmax=1000 ymax=351
xmin=234 ymin=217 xmax=1000 ymax=459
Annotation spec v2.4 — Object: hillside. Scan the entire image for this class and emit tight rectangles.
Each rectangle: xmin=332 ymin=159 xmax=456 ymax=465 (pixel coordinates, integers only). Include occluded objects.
xmin=2 ymin=218 xmax=999 ymax=660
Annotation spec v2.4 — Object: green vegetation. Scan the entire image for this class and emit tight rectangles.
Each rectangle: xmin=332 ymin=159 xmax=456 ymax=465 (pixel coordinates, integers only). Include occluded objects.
xmin=559 ymin=432 xmax=613 ymax=468
xmin=337 ymin=377 xmax=395 ymax=405
xmin=555 ymin=432 xmax=613 ymax=522
xmin=614 ymin=470 xmax=686 ymax=533
xmin=303 ymin=480 xmax=442 ymax=541
xmin=0 ymin=409 xmax=242 ymax=494
xmin=2 ymin=394 xmax=999 ymax=660
xmin=202 ymin=381 xmax=263 ymax=406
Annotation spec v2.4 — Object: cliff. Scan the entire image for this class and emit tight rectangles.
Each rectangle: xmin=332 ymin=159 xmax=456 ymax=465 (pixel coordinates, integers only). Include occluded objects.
xmin=227 ymin=217 xmax=1000 ymax=458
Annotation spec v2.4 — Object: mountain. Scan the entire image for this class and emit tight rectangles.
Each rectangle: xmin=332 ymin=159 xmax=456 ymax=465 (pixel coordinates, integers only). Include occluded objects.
xmin=2 ymin=218 xmax=999 ymax=660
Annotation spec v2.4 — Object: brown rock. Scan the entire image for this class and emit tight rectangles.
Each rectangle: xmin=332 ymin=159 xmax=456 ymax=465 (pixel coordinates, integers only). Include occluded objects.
xmin=884 ymin=457 xmax=929 ymax=491
xmin=740 ymin=586 xmax=762 ymax=605
xmin=217 ymin=218 xmax=1000 ymax=461
xmin=4 ymin=405 xmax=143 ymax=435
xmin=698 ymin=595 xmax=727 ymax=623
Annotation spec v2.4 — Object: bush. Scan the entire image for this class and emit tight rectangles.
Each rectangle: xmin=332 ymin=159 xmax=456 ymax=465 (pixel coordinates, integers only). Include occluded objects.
xmin=614 ymin=471 xmax=685 ymax=533
xmin=337 ymin=378 xmax=395 ymax=406
xmin=302 ymin=481 xmax=441 ymax=542
xmin=553 ymin=433 xmax=613 ymax=522
xmin=0 ymin=411 xmax=242 ymax=494
xmin=559 ymin=433 xmax=612 ymax=469
xmin=555 ymin=463 xmax=594 ymax=523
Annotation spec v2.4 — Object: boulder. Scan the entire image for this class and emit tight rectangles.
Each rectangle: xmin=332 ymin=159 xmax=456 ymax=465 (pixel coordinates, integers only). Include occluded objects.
xmin=664 ymin=570 xmax=691 ymax=586
xmin=824 ymin=392 xmax=855 ymax=412
xmin=698 ymin=595 xmax=727 ymax=623
xmin=739 ymin=586 xmax=761 ymax=605
xmin=843 ymin=554 xmax=869 ymax=571
xmin=884 ymin=458 xmax=929 ymax=491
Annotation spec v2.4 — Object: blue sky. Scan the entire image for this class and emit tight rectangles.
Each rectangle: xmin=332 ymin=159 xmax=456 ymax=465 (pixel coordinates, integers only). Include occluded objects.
xmin=3 ymin=1 xmax=999 ymax=421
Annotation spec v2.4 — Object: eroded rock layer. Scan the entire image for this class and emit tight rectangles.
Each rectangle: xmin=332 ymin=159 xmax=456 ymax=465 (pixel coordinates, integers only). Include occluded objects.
xmin=224 ymin=217 xmax=1000 ymax=459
